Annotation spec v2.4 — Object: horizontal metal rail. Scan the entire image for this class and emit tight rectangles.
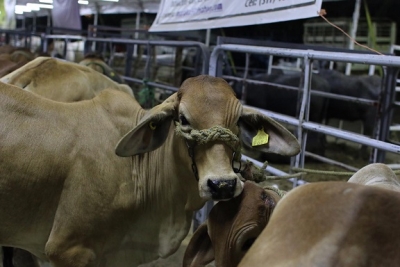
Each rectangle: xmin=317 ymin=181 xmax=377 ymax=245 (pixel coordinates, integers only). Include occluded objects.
xmin=210 ymin=44 xmax=400 ymax=73
xmin=41 ymin=35 xmax=210 ymax=75
xmin=241 ymin=155 xmax=307 ymax=186
xmin=123 ymin=76 xmax=179 ymax=92
xmin=86 ymin=37 xmax=210 ymax=74
xmin=223 ymin=74 xmax=379 ymax=107
xmin=247 ymin=106 xmax=400 ymax=154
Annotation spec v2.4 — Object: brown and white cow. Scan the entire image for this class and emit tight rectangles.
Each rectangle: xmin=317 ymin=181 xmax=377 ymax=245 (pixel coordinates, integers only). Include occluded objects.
xmin=0 ymin=75 xmax=300 ymax=267
xmin=183 ymin=181 xmax=284 ymax=267
xmin=239 ymin=163 xmax=400 ymax=267
xmin=0 ymin=57 xmax=133 ymax=101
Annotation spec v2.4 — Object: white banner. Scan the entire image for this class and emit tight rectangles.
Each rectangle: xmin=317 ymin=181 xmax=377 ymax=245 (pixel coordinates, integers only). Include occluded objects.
xmin=52 ymin=0 xmax=81 ymax=30
xmin=4 ymin=0 xmax=16 ymax=29
xmin=149 ymin=0 xmax=323 ymax=32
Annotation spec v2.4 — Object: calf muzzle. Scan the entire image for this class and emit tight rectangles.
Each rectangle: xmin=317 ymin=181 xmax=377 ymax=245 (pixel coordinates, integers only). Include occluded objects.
xmin=207 ymin=179 xmax=237 ymax=200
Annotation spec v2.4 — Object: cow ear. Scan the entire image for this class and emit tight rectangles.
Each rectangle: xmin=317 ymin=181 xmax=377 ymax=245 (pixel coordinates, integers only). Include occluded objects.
xmin=115 ymin=94 xmax=178 ymax=157
xmin=239 ymin=107 xmax=300 ymax=156
xmin=183 ymin=223 xmax=215 ymax=267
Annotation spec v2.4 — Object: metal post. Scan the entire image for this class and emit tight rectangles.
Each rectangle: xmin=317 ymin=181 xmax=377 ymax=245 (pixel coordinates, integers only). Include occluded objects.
xmin=92 ymin=4 xmax=99 ymax=52
xmin=345 ymin=0 xmax=361 ymax=75
xmin=133 ymin=12 xmax=140 ymax=57
xmin=372 ymin=66 xmax=399 ymax=162
xmin=205 ymin=28 xmax=211 ymax=47
xmin=124 ymin=44 xmax=134 ymax=77
xmin=47 ymin=9 xmax=51 ymax=27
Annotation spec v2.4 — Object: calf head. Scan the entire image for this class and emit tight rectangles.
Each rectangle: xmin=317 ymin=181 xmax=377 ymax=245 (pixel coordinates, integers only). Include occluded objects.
xmin=115 ymin=75 xmax=299 ymax=200
xmin=183 ymin=181 xmax=284 ymax=267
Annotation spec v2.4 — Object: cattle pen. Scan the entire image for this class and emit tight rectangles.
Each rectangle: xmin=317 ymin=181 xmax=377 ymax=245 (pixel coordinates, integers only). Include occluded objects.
xmin=2 ymin=26 xmax=400 ymax=195
xmin=2 ymin=26 xmax=400 ymax=266
xmin=1 ymin=28 xmax=399 ymax=176
xmin=209 ymin=38 xmax=400 ymax=182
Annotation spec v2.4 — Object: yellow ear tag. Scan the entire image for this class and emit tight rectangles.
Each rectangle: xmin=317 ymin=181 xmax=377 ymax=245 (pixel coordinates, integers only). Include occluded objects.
xmin=252 ymin=127 xmax=269 ymax=146
xmin=149 ymin=122 xmax=156 ymax=130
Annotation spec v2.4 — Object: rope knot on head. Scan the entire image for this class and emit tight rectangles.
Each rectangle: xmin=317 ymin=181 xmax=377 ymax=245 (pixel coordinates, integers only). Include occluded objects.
xmin=174 ymin=122 xmax=242 ymax=161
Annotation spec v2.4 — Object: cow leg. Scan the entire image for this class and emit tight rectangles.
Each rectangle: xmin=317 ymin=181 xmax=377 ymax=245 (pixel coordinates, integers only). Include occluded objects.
xmin=45 ymin=244 xmax=96 ymax=267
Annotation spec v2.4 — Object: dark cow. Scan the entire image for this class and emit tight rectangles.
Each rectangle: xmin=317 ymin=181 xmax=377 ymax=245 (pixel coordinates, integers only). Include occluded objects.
xmin=317 ymin=69 xmax=382 ymax=157
xmin=234 ymin=72 xmax=330 ymax=162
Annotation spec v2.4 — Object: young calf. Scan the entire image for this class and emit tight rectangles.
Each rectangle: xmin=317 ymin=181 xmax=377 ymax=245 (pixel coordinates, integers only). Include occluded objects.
xmin=183 ymin=181 xmax=285 ymax=267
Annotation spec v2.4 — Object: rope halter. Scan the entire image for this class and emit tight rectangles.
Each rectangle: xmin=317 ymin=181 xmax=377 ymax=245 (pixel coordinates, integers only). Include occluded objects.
xmin=174 ymin=121 xmax=242 ymax=180
xmin=263 ymin=186 xmax=286 ymax=198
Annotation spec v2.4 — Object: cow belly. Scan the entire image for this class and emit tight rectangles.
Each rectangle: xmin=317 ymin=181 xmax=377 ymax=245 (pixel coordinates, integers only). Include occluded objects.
xmin=98 ymin=209 xmax=192 ymax=267
xmin=0 ymin=173 xmax=61 ymax=257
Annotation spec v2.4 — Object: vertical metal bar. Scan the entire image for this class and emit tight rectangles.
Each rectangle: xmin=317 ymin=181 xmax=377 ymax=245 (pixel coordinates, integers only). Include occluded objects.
xmin=124 ymin=44 xmax=134 ymax=77
xmin=267 ymin=55 xmax=273 ymax=75
xmin=144 ymin=42 xmax=152 ymax=80
xmin=63 ymin=39 xmax=68 ymax=59
xmin=205 ymin=28 xmax=211 ymax=47
xmin=293 ymin=56 xmax=312 ymax=187
xmin=214 ymin=37 xmax=224 ymax=77
xmin=240 ymin=53 xmax=250 ymax=104
xmin=133 ymin=12 xmax=140 ymax=57
xmin=174 ymin=45 xmax=183 ymax=87
xmin=372 ymin=66 xmax=399 ymax=162
xmin=41 ymin=33 xmax=47 ymax=53
xmin=345 ymin=0 xmax=361 ymax=75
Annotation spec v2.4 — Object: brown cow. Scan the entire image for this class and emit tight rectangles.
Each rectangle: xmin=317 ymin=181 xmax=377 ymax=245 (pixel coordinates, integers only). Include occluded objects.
xmin=1 ymin=55 xmax=133 ymax=267
xmin=0 ymin=75 xmax=299 ymax=267
xmin=239 ymin=163 xmax=400 ymax=267
xmin=0 ymin=46 xmax=35 ymax=78
xmin=0 ymin=57 xmax=133 ymax=101
xmin=183 ymin=181 xmax=284 ymax=267
xmin=79 ymin=53 xmax=125 ymax=84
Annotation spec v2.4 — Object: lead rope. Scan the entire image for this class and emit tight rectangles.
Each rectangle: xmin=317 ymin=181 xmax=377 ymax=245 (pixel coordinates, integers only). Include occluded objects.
xmin=263 ymin=186 xmax=286 ymax=198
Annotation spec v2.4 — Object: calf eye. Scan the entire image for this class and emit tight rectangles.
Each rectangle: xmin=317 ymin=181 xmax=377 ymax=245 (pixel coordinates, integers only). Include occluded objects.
xmin=241 ymin=237 xmax=256 ymax=252
xmin=180 ymin=115 xmax=190 ymax=126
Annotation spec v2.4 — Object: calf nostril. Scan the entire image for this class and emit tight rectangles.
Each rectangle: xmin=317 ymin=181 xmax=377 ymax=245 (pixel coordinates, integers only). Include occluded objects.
xmin=207 ymin=179 xmax=237 ymax=200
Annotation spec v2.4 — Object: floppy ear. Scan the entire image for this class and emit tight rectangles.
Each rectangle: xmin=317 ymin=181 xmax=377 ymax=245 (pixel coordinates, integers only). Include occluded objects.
xmin=115 ymin=93 xmax=178 ymax=157
xmin=183 ymin=223 xmax=215 ymax=267
xmin=239 ymin=107 xmax=300 ymax=156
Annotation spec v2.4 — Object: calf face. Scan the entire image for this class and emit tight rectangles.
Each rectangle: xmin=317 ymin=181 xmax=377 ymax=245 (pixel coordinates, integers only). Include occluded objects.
xmin=183 ymin=181 xmax=283 ymax=267
xmin=115 ymin=75 xmax=300 ymax=200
